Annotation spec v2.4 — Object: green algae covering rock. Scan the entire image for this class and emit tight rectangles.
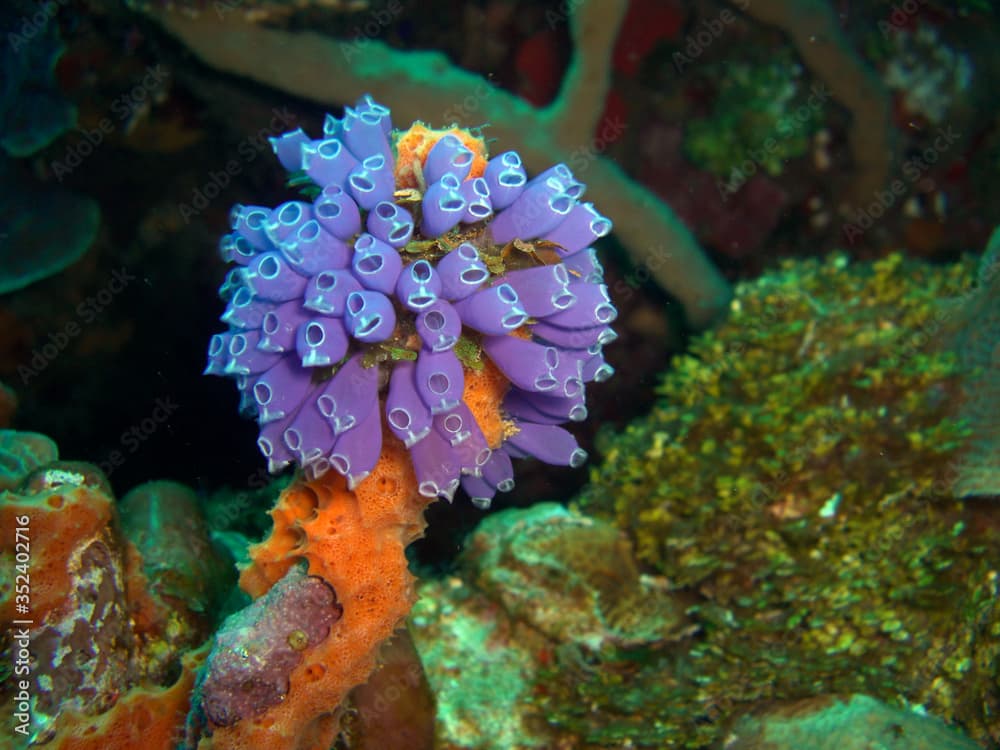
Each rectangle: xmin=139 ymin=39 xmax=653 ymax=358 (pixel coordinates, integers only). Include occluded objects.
xmin=411 ymin=504 xmax=701 ymax=749
xmin=724 ymin=693 xmax=982 ymax=750
xmin=575 ymin=252 xmax=1000 ymax=746
xmin=411 ymin=576 xmax=548 ymax=749
xmin=463 ymin=503 xmax=693 ymax=653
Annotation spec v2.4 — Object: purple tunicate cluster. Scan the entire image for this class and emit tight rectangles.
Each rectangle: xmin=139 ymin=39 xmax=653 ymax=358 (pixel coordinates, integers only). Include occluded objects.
xmin=206 ymin=95 xmax=616 ymax=508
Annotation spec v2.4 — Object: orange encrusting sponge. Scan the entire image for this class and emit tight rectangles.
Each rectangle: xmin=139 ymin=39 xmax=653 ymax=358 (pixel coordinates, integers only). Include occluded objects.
xmin=48 ymin=645 xmax=207 ymax=750
xmin=0 ymin=486 xmax=113 ymax=626
xmin=393 ymin=123 xmax=489 ymax=190
xmin=200 ymin=362 xmax=509 ymax=750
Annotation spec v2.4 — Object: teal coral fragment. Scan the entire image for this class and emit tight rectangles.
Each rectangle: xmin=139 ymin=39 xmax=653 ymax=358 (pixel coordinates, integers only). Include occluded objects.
xmin=0 ymin=429 xmax=59 ymax=490
xmin=0 ymin=2 xmax=95 ymax=295
xmin=0 ymin=0 xmax=77 ymax=157
xmin=0 ymin=158 xmax=100 ymax=295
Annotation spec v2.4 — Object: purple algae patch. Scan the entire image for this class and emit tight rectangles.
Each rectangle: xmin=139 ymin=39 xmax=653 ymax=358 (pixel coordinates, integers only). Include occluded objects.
xmin=199 ymin=565 xmax=342 ymax=727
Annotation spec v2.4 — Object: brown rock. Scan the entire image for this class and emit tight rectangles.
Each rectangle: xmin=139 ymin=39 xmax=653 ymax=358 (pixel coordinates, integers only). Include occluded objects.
xmin=341 ymin=627 xmax=436 ymax=750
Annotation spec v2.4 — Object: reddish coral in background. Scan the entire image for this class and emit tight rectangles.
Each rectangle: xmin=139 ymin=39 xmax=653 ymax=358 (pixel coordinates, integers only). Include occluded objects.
xmin=514 ymin=29 xmax=565 ymax=106
xmin=638 ymin=122 xmax=789 ymax=261
xmin=612 ymin=0 xmax=683 ymax=76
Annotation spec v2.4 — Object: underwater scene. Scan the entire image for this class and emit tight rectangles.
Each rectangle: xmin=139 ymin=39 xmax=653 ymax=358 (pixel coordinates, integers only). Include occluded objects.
xmin=0 ymin=0 xmax=998 ymax=748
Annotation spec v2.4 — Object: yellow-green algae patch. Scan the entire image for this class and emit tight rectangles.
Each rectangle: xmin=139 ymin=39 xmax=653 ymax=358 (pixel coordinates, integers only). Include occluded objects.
xmin=570 ymin=252 xmax=999 ymax=746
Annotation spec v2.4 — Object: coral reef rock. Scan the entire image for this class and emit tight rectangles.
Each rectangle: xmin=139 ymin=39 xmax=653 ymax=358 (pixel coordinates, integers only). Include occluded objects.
xmin=0 ymin=441 xmax=215 ymax=748
xmin=724 ymin=693 xmax=982 ymax=750
xmin=463 ymin=502 xmax=694 ymax=652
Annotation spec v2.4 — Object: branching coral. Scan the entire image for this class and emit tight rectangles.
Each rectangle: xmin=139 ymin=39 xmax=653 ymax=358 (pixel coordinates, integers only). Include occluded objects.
xmin=150 ymin=0 xmax=732 ymax=330
xmin=577 ymin=251 xmax=999 ymax=743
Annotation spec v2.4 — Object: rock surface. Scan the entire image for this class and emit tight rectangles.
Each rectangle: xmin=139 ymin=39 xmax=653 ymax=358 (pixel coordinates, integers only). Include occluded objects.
xmin=724 ymin=694 xmax=983 ymax=750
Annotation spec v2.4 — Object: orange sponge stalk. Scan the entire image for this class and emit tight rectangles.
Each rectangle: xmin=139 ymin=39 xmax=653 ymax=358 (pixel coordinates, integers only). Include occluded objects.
xmin=201 ymin=364 xmax=509 ymax=750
